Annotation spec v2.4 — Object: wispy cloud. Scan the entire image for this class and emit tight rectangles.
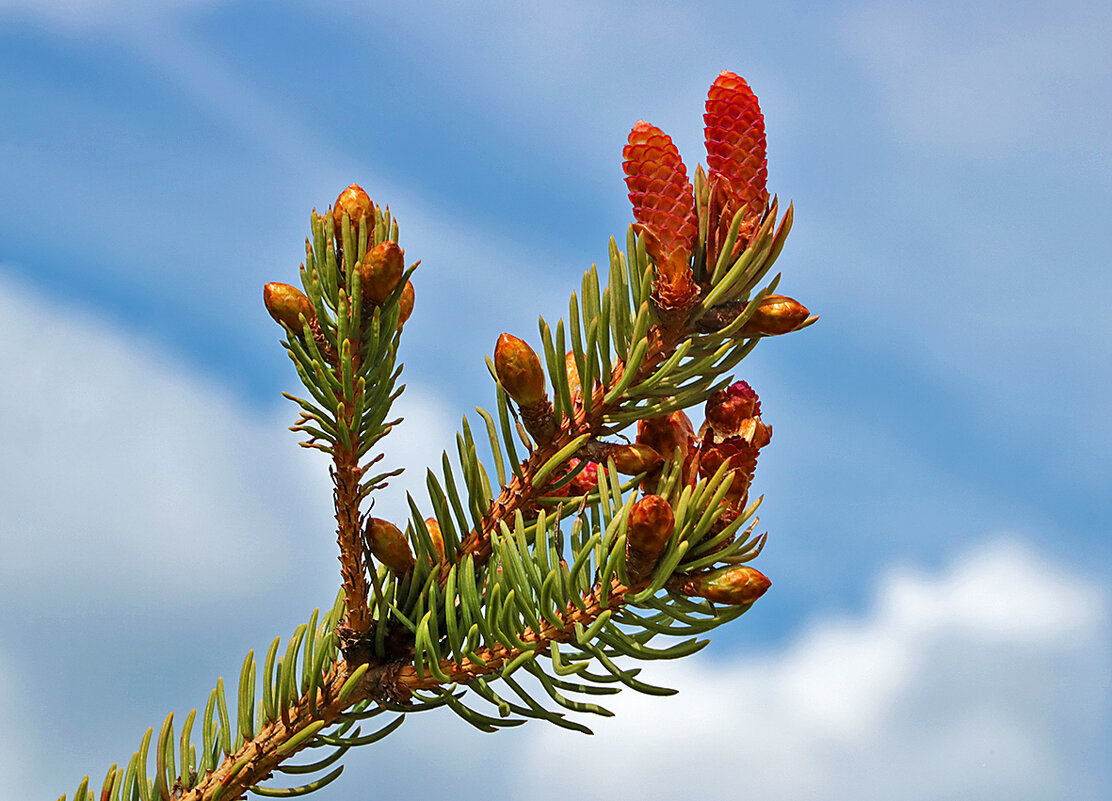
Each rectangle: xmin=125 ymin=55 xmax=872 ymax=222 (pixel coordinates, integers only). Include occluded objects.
xmin=504 ymin=538 xmax=1109 ymax=800
xmin=840 ymin=0 xmax=1112 ymax=159
xmin=0 ymin=269 xmax=454 ymax=609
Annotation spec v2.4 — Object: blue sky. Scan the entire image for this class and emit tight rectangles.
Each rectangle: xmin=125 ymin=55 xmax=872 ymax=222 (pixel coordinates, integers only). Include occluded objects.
xmin=1 ymin=1 xmax=1109 ymax=798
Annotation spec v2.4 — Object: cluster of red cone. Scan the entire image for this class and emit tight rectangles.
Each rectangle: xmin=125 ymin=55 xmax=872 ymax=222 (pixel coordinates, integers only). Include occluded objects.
xmin=528 ymin=377 xmax=772 ymax=606
xmin=622 ymin=70 xmax=808 ymax=333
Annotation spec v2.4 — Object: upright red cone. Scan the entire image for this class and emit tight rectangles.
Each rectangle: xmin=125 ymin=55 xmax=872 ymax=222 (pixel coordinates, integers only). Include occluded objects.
xmin=623 ymin=121 xmax=700 ymax=312
xmin=704 ymin=71 xmax=768 ymax=220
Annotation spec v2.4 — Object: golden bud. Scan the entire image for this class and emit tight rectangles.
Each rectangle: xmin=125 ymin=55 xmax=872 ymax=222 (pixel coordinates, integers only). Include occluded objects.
xmin=682 ymin=565 xmax=770 ymax=605
xmin=365 ymin=518 xmax=415 ymax=575
xmin=739 ymin=295 xmax=810 ymax=336
xmin=565 ymin=350 xmax=581 ymax=395
xmin=494 ymin=333 xmax=546 ymax=406
xmin=361 ymin=241 xmax=405 ymax=306
xmin=608 ymin=443 xmax=663 ymax=475
xmin=625 ymin=494 xmax=674 ymax=584
xmin=424 ymin=516 xmax=445 ymax=562
xmin=332 ymin=184 xmax=374 ymax=238
xmin=399 ymin=280 xmax=415 ymax=326
xmin=263 ymin=282 xmax=315 ymax=332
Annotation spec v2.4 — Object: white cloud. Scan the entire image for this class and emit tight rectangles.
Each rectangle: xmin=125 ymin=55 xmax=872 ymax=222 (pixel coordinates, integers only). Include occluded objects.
xmin=0 ymin=271 xmax=455 ymax=609
xmin=507 ymin=538 xmax=1110 ymax=800
xmin=840 ymin=1 xmax=1112 ymax=158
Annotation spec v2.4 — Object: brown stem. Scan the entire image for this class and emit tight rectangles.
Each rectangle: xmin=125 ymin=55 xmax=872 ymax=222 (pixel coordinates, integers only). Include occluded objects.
xmin=329 ymin=330 xmax=371 ymax=638
xmin=179 ymin=574 xmax=627 ymax=799
xmin=333 ymin=444 xmax=370 ymax=635
xmin=401 ymin=578 xmax=629 ymax=690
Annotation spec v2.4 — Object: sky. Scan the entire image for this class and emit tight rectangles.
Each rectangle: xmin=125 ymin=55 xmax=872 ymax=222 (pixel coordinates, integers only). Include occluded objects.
xmin=1 ymin=0 xmax=1109 ymax=798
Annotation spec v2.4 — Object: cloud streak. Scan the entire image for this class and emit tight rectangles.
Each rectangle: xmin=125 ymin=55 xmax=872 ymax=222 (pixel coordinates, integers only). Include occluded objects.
xmin=0 ymin=269 xmax=454 ymax=609
xmin=841 ymin=0 xmax=1112 ymax=159
xmin=508 ymin=538 xmax=1110 ymax=800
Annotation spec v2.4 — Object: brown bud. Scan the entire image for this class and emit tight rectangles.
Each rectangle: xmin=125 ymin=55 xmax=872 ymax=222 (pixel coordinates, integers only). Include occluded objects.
xmin=263 ymin=282 xmax=315 ymax=331
xmin=739 ymin=295 xmax=810 ymax=336
xmin=361 ymin=240 xmax=405 ymax=305
xmin=679 ymin=565 xmax=770 ymax=605
xmin=365 ymin=518 xmax=415 ymax=575
xmin=698 ymin=433 xmax=760 ymax=505
xmin=745 ymin=418 xmax=772 ymax=449
xmin=626 ymin=495 xmax=674 ymax=584
xmin=398 ymin=280 xmax=415 ymax=325
xmin=607 ymin=443 xmax=663 ymax=475
xmin=494 ymin=333 xmax=546 ymax=406
xmin=424 ymin=517 xmax=445 ymax=562
xmin=332 ymin=184 xmax=374 ymax=238
xmin=705 ymin=381 xmax=760 ymax=437
xmin=636 ymin=410 xmax=695 ymax=464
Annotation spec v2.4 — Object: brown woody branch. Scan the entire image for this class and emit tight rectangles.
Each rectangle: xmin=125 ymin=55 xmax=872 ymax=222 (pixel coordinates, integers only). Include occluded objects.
xmin=444 ymin=321 xmax=682 ymax=584
xmin=180 ymin=572 xmax=628 ymax=800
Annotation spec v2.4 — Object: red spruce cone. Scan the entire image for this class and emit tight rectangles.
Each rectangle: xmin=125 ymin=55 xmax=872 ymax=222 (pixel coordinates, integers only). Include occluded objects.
xmin=623 ymin=121 xmax=700 ymax=311
xmin=637 ymin=410 xmax=697 ymax=488
xmin=704 ymin=71 xmax=768 ymax=220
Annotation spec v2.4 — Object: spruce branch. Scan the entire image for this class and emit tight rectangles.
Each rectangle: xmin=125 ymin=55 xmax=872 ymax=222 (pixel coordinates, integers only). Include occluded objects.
xmin=60 ymin=70 xmax=817 ymax=801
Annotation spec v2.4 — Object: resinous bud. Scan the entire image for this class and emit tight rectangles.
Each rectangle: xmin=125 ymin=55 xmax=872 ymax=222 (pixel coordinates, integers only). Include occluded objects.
xmin=684 ymin=565 xmax=770 ymax=605
xmin=565 ymin=350 xmax=581 ymax=395
xmin=626 ymin=494 xmax=674 ymax=584
xmin=361 ymin=240 xmax=405 ymax=305
xmin=398 ymin=280 xmax=415 ymax=325
xmin=365 ymin=517 xmax=415 ymax=575
xmin=636 ymin=410 xmax=695 ymax=464
xmin=263 ymin=282 xmax=315 ymax=331
xmin=607 ymin=443 xmax=663 ymax=475
xmin=332 ymin=184 xmax=374 ymax=238
xmin=739 ymin=295 xmax=810 ymax=336
xmin=424 ymin=517 xmax=445 ymax=562
xmin=494 ymin=333 xmax=546 ymax=406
